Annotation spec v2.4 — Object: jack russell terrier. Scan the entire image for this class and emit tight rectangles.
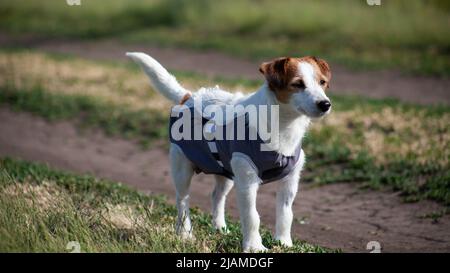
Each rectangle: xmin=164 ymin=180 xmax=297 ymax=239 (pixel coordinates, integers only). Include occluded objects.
xmin=126 ymin=52 xmax=332 ymax=252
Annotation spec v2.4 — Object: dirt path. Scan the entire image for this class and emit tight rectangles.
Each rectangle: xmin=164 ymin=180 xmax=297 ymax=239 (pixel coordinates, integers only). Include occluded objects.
xmin=1 ymin=33 xmax=449 ymax=106
xmin=1 ymin=107 xmax=449 ymax=252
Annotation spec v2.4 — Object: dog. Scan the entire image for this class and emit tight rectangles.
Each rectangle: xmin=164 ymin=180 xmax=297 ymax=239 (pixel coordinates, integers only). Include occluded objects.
xmin=126 ymin=52 xmax=332 ymax=252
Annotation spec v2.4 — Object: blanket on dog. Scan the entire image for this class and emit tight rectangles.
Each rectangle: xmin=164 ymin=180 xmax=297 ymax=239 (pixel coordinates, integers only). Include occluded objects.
xmin=169 ymin=107 xmax=302 ymax=184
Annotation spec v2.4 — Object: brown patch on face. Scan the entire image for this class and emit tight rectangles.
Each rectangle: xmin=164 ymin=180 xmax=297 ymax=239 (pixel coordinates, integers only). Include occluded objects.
xmin=259 ymin=56 xmax=332 ymax=103
xmin=259 ymin=57 xmax=299 ymax=103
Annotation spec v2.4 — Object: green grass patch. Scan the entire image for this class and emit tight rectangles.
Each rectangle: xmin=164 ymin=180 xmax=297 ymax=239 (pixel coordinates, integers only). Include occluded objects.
xmin=0 ymin=0 xmax=449 ymax=76
xmin=301 ymin=102 xmax=450 ymax=205
xmin=0 ymin=157 xmax=331 ymax=252
xmin=0 ymin=86 xmax=167 ymax=148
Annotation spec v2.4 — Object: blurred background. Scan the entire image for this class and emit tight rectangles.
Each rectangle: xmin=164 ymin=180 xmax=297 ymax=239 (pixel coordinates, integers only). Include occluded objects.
xmin=0 ymin=0 xmax=449 ymax=253
xmin=1 ymin=0 xmax=449 ymax=75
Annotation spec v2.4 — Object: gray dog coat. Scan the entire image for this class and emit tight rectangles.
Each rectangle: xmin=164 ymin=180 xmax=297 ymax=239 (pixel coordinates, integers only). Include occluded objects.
xmin=169 ymin=106 xmax=302 ymax=184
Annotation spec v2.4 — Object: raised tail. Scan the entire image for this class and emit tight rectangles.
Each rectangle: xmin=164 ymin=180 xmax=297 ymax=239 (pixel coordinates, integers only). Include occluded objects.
xmin=126 ymin=52 xmax=190 ymax=104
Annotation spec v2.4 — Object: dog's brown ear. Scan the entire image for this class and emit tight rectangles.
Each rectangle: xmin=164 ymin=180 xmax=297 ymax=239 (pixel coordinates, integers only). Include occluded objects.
xmin=259 ymin=57 xmax=294 ymax=91
xmin=312 ymin=57 xmax=331 ymax=82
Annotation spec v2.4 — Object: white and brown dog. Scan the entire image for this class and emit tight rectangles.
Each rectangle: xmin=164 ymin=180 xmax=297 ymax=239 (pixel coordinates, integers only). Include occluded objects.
xmin=127 ymin=52 xmax=331 ymax=252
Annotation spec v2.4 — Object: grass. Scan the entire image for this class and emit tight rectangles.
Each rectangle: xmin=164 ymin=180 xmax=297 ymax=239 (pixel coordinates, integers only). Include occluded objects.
xmin=0 ymin=157 xmax=331 ymax=252
xmin=0 ymin=51 xmax=449 ymax=207
xmin=0 ymin=86 xmax=167 ymax=148
xmin=420 ymin=208 xmax=450 ymax=223
xmin=303 ymin=97 xmax=450 ymax=205
xmin=0 ymin=0 xmax=449 ymax=76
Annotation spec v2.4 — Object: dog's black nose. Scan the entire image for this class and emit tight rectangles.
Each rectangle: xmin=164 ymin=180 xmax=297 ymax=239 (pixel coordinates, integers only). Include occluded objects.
xmin=317 ymin=100 xmax=331 ymax=112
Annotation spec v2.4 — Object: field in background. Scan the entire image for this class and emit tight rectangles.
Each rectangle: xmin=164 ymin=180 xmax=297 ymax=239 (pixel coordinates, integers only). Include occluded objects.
xmin=1 ymin=51 xmax=449 ymax=206
xmin=0 ymin=0 xmax=449 ymax=76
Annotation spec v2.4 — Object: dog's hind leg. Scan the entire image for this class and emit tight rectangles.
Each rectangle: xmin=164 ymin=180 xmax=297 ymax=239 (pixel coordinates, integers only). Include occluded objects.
xmin=211 ymin=175 xmax=234 ymax=233
xmin=169 ymin=143 xmax=195 ymax=239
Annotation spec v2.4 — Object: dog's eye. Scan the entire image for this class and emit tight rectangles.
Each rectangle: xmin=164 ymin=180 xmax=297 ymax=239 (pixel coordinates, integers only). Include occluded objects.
xmin=291 ymin=81 xmax=305 ymax=89
xmin=320 ymin=80 xmax=327 ymax=86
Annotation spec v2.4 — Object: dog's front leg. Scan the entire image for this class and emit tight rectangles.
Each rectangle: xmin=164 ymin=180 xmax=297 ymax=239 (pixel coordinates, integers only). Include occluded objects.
xmin=275 ymin=150 xmax=304 ymax=247
xmin=230 ymin=153 xmax=267 ymax=252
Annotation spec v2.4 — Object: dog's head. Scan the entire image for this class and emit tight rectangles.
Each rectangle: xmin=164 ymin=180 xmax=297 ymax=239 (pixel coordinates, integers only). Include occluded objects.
xmin=259 ymin=56 xmax=332 ymax=118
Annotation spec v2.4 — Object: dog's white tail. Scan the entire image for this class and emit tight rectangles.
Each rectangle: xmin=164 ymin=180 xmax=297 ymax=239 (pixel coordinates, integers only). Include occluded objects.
xmin=126 ymin=52 xmax=190 ymax=104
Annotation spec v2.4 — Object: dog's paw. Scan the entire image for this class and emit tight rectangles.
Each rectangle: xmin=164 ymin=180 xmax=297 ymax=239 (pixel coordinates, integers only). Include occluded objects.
xmin=213 ymin=224 xmax=230 ymax=234
xmin=179 ymin=230 xmax=195 ymax=240
xmin=275 ymin=236 xmax=293 ymax=247
xmin=212 ymin=221 xmax=230 ymax=234
xmin=243 ymin=244 xmax=268 ymax=253
xmin=176 ymin=226 xmax=195 ymax=240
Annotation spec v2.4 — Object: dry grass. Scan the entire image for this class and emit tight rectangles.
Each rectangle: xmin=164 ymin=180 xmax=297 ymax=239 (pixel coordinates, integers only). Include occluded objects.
xmin=101 ymin=203 xmax=147 ymax=230
xmin=317 ymin=107 xmax=450 ymax=167
xmin=2 ymin=180 xmax=69 ymax=213
xmin=0 ymin=52 xmax=172 ymax=111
